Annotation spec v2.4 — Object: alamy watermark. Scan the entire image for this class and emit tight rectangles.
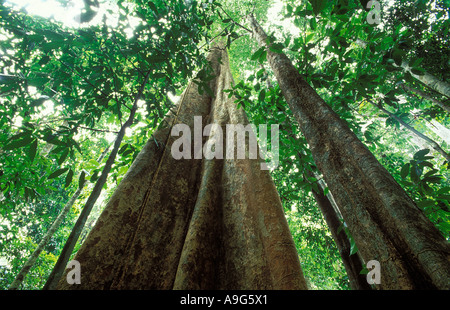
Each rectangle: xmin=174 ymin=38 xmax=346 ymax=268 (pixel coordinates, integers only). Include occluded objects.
xmin=366 ymin=260 xmax=381 ymax=285
xmin=66 ymin=260 xmax=81 ymax=285
xmin=170 ymin=116 xmax=279 ymax=170
xmin=367 ymin=0 xmax=381 ymax=25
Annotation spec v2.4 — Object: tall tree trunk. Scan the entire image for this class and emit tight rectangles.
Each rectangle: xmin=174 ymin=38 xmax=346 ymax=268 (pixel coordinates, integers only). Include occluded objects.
xmin=249 ymin=14 xmax=450 ymax=289
xmin=368 ymin=100 xmax=450 ymax=163
xmin=43 ymin=70 xmax=152 ymax=290
xmin=429 ymin=120 xmax=450 ymax=145
xmin=54 ymin=45 xmax=307 ymax=290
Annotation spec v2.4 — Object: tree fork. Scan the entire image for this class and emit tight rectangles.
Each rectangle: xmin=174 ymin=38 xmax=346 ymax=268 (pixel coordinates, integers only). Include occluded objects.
xmin=248 ymin=14 xmax=450 ymax=289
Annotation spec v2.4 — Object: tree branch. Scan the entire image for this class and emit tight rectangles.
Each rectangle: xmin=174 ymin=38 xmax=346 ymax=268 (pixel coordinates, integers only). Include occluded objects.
xmin=78 ymin=126 xmax=119 ymax=134
xmin=367 ymin=99 xmax=450 ymax=163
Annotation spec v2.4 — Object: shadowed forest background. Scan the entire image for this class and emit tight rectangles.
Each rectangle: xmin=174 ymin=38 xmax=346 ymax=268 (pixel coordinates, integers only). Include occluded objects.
xmin=0 ymin=0 xmax=449 ymax=290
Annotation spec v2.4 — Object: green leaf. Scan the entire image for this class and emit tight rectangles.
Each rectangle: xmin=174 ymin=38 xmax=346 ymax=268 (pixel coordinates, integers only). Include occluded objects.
xmin=48 ymin=168 xmax=69 ymax=180
xmin=309 ymin=17 xmax=317 ymax=30
xmin=251 ymin=47 xmax=265 ymax=61
xmin=4 ymin=136 xmax=34 ymax=150
xmin=121 ymin=149 xmax=133 ymax=157
xmin=119 ymin=143 xmax=130 ymax=154
xmin=29 ymin=139 xmax=38 ymax=163
xmin=423 ymin=176 xmax=443 ymax=184
xmin=400 ymin=163 xmax=410 ymax=179
xmin=437 ymin=187 xmax=450 ymax=195
xmin=411 ymin=67 xmax=425 ymax=76
xmin=416 ymin=200 xmax=435 ymax=208
xmin=337 ymin=222 xmax=345 ymax=234
xmin=259 ymin=50 xmax=267 ymax=63
xmin=258 ymin=89 xmax=266 ymax=102
xmin=79 ymin=171 xmax=86 ymax=189
xmin=414 ymin=149 xmax=430 ymax=160
xmin=269 ymin=43 xmax=284 ymax=54
xmin=202 ymin=82 xmax=215 ymax=97
xmin=58 ymin=149 xmax=69 ymax=165
xmin=148 ymin=1 xmax=159 ymax=15
xmin=359 ymin=266 xmax=369 ymax=275
xmin=65 ymin=169 xmax=74 ymax=188
xmin=410 ymin=164 xmax=420 ymax=183
xmin=392 ymin=48 xmax=406 ymax=66
xmin=349 ymin=237 xmax=358 ymax=255
xmin=437 ymin=194 xmax=450 ymax=201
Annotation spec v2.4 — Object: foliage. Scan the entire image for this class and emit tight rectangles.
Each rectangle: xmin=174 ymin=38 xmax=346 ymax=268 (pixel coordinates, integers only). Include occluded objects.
xmin=1 ymin=0 xmax=449 ymax=290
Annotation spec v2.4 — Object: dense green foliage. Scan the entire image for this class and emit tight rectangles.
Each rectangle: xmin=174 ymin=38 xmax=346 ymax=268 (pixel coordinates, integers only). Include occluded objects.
xmin=1 ymin=0 xmax=449 ymax=290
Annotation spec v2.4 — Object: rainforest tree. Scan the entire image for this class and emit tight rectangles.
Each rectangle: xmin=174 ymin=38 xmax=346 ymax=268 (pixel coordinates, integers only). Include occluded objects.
xmin=0 ymin=0 xmax=449 ymax=290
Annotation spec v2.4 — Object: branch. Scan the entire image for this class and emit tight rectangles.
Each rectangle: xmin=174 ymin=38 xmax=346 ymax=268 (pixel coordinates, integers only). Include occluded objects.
xmin=400 ymin=82 xmax=450 ymax=114
xmin=217 ymin=6 xmax=252 ymax=33
xmin=78 ymin=126 xmax=119 ymax=134
xmin=367 ymin=99 xmax=450 ymax=163
xmin=58 ymin=60 xmax=110 ymax=99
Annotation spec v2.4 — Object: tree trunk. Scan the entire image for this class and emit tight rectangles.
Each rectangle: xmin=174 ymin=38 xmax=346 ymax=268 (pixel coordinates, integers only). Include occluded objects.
xmin=429 ymin=120 xmax=450 ymax=145
xmin=54 ymin=45 xmax=307 ymax=290
xmin=249 ymin=14 xmax=450 ymax=289
xmin=43 ymin=70 xmax=152 ymax=290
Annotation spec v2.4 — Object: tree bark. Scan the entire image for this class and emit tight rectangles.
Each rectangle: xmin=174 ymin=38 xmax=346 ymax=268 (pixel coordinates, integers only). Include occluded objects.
xmin=249 ymin=14 xmax=450 ymax=289
xmin=54 ymin=45 xmax=307 ymax=290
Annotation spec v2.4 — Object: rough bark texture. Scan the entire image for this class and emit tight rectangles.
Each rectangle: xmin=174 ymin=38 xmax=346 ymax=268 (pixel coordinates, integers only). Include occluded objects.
xmin=56 ymin=46 xmax=307 ymax=290
xmin=249 ymin=15 xmax=450 ymax=290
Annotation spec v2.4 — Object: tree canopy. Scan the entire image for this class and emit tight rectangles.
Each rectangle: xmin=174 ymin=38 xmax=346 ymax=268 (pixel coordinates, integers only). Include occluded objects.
xmin=0 ymin=0 xmax=449 ymax=290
